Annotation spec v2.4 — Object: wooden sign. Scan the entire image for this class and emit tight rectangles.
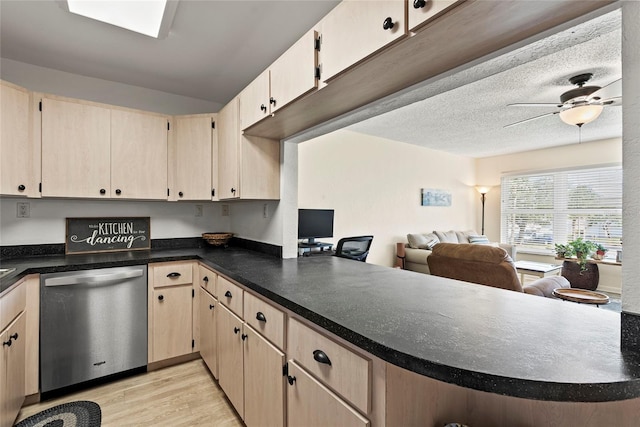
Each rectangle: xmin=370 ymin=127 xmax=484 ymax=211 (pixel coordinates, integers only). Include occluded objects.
xmin=66 ymin=217 xmax=151 ymax=254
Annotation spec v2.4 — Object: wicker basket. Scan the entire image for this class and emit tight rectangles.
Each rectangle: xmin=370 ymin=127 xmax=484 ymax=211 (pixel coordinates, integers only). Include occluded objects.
xmin=202 ymin=232 xmax=233 ymax=246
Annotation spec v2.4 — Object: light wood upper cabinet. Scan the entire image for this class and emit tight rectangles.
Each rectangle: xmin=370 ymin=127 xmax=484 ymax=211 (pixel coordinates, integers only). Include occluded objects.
xmin=319 ymin=0 xmax=407 ymax=82
xmin=407 ymin=0 xmax=464 ymax=32
xmin=171 ymin=114 xmax=217 ymax=201
xmin=219 ymin=96 xmax=279 ymax=201
xmin=270 ymin=29 xmax=319 ymax=113
xmin=0 ymin=81 xmax=39 ymax=197
xmin=218 ymin=97 xmax=240 ymax=200
xmin=41 ymin=96 xmax=111 ymax=198
xmin=240 ymin=30 xmax=319 ymax=131
xmin=110 ymin=109 xmax=169 ymax=200
xmin=239 ymin=70 xmax=271 ymax=130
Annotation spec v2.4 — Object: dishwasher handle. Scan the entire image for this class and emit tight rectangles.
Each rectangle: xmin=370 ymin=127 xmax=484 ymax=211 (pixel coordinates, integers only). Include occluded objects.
xmin=44 ymin=269 xmax=144 ymax=287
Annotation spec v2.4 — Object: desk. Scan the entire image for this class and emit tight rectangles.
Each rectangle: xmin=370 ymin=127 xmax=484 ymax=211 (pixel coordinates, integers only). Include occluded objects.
xmin=298 ymin=242 xmax=333 ymax=257
xmin=514 ymin=260 xmax=562 ymax=283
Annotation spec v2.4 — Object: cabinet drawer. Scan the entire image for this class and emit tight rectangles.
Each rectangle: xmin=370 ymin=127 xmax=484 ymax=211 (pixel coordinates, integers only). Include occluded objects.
xmin=198 ymin=264 xmax=217 ymax=296
xmin=152 ymin=261 xmax=193 ymax=288
xmin=244 ymin=292 xmax=285 ymax=350
xmin=218 ymin=276 xmax=243 ymax=318
xmin=287 ymin=360 xmax=370 ymax=427
xmin=287 ymin=318 xmax=371 ymax=414
xmin=1 ymin=279 xmax=27 ymax=331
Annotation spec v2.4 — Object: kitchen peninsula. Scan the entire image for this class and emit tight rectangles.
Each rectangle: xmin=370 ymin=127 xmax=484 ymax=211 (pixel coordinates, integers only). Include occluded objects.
xmin=2 ymin=244 xmax=639 ymax=426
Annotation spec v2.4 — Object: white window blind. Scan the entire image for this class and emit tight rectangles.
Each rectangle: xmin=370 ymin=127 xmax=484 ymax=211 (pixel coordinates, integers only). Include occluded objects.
xmin=501 ymin=165 xmax=622 ymax=253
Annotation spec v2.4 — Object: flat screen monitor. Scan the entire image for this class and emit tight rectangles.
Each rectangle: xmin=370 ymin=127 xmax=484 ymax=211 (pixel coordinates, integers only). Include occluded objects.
xmin=298 ymin=209 xmax=334 ymax=244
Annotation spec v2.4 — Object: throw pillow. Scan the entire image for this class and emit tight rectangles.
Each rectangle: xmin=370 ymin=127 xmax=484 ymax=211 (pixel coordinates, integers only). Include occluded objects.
xmin=407 ymin=233 xmax=429 ymax=249
xmin=434 ymin=230 xmax=458 ymax=243
xmin=468 ymin=235 xmax=490 ymax=244
xmin=425 ymin=237 xmax=440 ymax=250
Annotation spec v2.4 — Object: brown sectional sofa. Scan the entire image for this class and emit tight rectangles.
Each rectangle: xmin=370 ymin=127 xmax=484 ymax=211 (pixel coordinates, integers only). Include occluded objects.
xmin=400 ymin=229 xmax=516 ymax=274
xmin=427 ymin=243 xmax=569 ymax=297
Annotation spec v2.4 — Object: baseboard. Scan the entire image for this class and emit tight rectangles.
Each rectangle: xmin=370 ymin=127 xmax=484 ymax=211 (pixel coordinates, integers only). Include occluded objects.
xmin=147 ymin=352 xmax=200 ymax=372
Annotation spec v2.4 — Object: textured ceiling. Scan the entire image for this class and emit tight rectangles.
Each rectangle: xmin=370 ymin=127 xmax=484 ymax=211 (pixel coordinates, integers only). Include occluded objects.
xmin=346 ymin=9 xmax=622 ymax=158
xmin=0 ymin=0 xmax=340 ymax=105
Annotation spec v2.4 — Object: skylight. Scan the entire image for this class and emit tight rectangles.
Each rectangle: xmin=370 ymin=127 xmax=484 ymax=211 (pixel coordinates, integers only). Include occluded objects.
xmin=66 ymin=0 xmax=171 ymax=38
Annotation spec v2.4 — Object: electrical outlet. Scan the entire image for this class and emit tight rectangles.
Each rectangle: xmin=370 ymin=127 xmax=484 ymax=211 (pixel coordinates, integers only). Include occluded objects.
xmin=222 ymin=204 xmax=230 ymax=217
xmin=263 ymin=203 xmax=268 ymax=218
xmin=17 ymin=202 xmax=30 ymax=218
xmin=195 ymin=204 xmax=203 ymax=217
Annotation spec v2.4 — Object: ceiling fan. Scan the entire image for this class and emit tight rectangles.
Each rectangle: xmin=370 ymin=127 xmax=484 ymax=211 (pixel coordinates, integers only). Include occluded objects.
xmin=504 ymin=73 xmax=622 ymax=128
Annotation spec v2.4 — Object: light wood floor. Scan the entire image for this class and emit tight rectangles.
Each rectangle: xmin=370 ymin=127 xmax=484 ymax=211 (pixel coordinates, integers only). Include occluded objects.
xmin=15 ymin=359 xmax=244 ymax=427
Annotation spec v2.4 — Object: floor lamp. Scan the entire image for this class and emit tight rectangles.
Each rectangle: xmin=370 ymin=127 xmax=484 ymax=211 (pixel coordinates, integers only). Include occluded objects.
xmin=475 ymin=186 xmax=492 ymax=235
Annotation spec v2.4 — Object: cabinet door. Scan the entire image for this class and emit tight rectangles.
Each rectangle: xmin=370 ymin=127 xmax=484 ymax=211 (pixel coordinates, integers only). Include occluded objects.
xmin=239 ymin=135 xmax=280 ymax=200
xmin=243 ymin=325 xmax=285 ymax=427
xmin=320 ymin=0 xmax=406 ymax=82
xmin=41 ymin=97 xmax=111 ymax=198
xmin=270 ymin=29 xmax=319 ymax=114
xmin=1 ymin=313 xmax=26 ymax=427
xmin=199 ymin=288 xmax=218 ymax=379
xmin=239 ymin=70 xmax=270 ymax=130
xmin=286 ymin=360 xmax=369 ymax=427
xmin=111 ymin=109 xmax=168 ymax=199
xmin=150 ymin=286 xmax=193 ymax=362
xmin=218 ymin=97 xmax=240 ymax=200
xmin=0 ymin=81 xmax=38 ymax=197
xmin=408 ymin=0 xmax=462 ymax=32
xmin=173 ymin=115 xmax=214 ymax=200
xmin=217 ymin=304 xmax=244 ymax=419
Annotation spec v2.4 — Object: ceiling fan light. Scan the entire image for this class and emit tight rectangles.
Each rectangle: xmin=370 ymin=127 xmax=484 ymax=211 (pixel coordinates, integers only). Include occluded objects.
xmin=559 ymin=105 xmax=604 ymax=126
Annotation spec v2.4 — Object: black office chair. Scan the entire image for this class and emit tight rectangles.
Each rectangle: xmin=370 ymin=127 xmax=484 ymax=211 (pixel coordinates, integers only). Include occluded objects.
xmin=334 ymin=236 xmax=373 ymax=262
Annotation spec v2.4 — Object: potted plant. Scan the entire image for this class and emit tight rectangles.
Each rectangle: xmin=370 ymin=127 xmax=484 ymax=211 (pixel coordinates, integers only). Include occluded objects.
xmin=568 ymin=238 xmax=596 ymax=272
xmin=554 ymin=243 xmax=572 ymax=259
xmin=592 ymin=243 xmax=607 ymax=260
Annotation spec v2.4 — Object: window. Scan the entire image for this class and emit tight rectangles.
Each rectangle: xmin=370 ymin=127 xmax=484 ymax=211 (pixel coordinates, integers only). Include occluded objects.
xmin=501 ymin=165 xmax=622 ymax=254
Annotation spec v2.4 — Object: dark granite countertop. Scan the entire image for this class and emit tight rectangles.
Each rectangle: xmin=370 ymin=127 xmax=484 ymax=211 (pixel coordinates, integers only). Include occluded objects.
xmin=2 ymin=246 xmax=639 ymax=403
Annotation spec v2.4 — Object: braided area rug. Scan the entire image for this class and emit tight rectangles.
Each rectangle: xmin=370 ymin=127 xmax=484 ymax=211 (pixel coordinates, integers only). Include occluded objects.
xmin=15 ymin=401 xmax=101 ymax=427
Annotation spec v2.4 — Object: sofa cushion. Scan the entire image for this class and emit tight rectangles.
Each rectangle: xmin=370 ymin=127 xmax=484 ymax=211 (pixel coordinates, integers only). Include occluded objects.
xmin=407 ymin=232 xmax=439 ymax=249
xmin=468 ymin=235 xmax=490 ymax=244
xmin=434 ymin=230 xmax=458 ymax=243
xmin=523 ymin=276 xmax=570 ymax=297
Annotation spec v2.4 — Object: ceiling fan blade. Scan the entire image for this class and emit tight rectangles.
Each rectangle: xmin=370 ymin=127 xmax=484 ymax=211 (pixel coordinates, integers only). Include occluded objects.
xmin=601 ymin=96 xmax=622 ymax=106
xmin=507 ymin=103 xmax=561 ymax=107
xmin=588 ymin=78 xmax=621 ymax=101
xmin=504 ymin=111 xmax=559 ymax=128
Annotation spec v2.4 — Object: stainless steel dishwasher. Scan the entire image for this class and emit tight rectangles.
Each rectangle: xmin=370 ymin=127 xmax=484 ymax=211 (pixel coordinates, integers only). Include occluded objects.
xmin=40 ymin=265 xmax=147 ymax=394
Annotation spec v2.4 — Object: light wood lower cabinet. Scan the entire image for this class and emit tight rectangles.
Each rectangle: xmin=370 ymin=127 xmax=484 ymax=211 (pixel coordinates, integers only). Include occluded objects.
xmin=217 ymin=304 xmax=245 ymax=419
xmin=286 ymin=360 xmax=370 ymax=427
xmin=199 ymin=288 xmax=218 ymax=379
xmin=1 ymin=311 xmax=26 ymax=427
xmin=243 ymin=325 xmax=285 ymax=427
xmin=148 ymin=261 xmax=197 ymax=363
xmin=150 ymin=286 xmax=193 ymax=363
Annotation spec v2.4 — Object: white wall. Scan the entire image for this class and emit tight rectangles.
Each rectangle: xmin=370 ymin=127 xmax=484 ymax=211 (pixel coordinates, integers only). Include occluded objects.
xmin=0 ymin=197 xmax=229 ymax=245
xmin=0 ymin=58 xmax=220 ymax=115
xmin=228 ymin=200 xmax=282 ymax=246
xmin=475 ymin=138 xmax=623 ymax=293
xmin=622 ymin=0 xmax=640 ymax=314
xmin=298 ymin=129 xmax=477 ymax=267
